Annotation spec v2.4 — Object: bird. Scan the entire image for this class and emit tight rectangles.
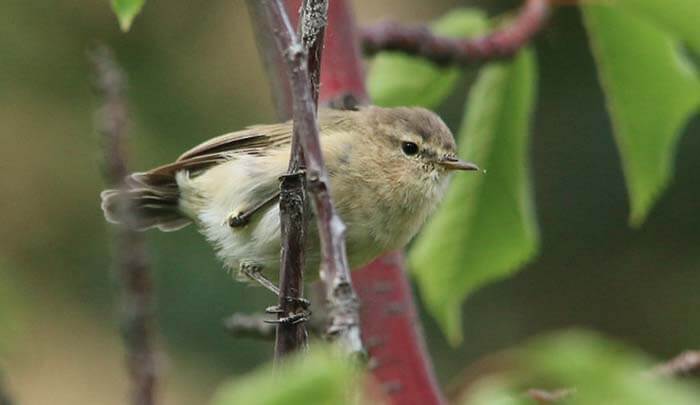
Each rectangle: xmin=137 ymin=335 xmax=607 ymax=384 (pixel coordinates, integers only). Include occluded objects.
xmin=101 ymin=106 xmax=478 ymax=289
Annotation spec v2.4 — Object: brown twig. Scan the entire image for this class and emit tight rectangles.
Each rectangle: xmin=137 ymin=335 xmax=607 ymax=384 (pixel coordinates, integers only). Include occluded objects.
xmin=361 ymin=0 xmax=550 ymax=66
xmin=224 ymin=311 xmax=325 ymax=340
xmin=522 ymin=351 xmax=700 ymax=402
xmin=260 ymin=0 xmax=364 ymax=357
xmin=275 ymin=167 xmax=309 ymax=357
xmin=649 ymin=351 xmax=700 ymax=378
xmin=526 ymin=388 xmax=575 ymax=403
xmin=224 ymin=313 xmax=277 ymax=340
xmin=274 ymin=0 xmax=328 ymax=359
xmin=90 ymin=45 xmax=157 ymax=405
xmin=300 ymin=0 xmax=327 ymax=106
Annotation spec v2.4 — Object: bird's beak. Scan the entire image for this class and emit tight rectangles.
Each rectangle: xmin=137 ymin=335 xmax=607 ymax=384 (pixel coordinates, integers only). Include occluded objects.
xmin=439 ymin=156 xmax=479 ymax=171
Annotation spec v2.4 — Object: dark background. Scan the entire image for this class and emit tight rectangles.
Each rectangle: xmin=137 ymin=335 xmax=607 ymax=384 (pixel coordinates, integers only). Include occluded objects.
xmin=0 ymin=0 xmax=698 ymax=403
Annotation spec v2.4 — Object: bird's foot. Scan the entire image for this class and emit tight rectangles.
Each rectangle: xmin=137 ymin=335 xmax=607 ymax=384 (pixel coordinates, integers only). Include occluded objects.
xmin=239 ymin=263 xmax=311 ymax=325
xmin=265 ymin=296 xmax=311 ymax=314
xmin=264 ymin=310 xmax=311 ymax=325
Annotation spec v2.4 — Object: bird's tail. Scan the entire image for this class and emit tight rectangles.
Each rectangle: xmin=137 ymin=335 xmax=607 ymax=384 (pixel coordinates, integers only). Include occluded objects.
xmin=100 ymin=172 xmax=191 ymax=232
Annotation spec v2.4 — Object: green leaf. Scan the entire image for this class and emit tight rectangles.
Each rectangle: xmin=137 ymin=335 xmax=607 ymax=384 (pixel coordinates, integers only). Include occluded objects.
xmin=210 ymin=346 xmax=364 ymax=405
xmin=582 ymin=4 xmax=700 ymax=225
xmin=461 ymin=330 xmax=700 ymax=405
xmin=614 ymin=0 xmax=700 ymax=55
xmin=110 ymin=0 xmax=145 ymax=32
xmin=409 ymin=50 xmax=539 ymax=344
xmin=523 ymin=332 xmax=700 ymax=405
xmin=367 ymin=8 xmax=489 ymax=108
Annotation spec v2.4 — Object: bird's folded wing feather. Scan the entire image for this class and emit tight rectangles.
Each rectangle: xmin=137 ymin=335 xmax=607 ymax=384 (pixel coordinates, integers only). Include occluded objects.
xmin=146 ymin=123 xmax=292 ymax=177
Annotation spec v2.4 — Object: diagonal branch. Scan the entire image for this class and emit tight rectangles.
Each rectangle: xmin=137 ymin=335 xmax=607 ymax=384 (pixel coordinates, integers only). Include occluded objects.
xmin=90 ymin=45 xmax=157 ymax=405
xmin=261 ymin=0 xmax=364 ymax=356
xmin=361 ymin=0 xmax=550 ymax=66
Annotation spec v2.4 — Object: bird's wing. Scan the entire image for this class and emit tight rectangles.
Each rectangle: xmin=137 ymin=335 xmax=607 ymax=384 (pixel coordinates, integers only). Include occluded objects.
xmin=144 ymin=108 xmax=355 ymax=178
xmin=146 ymin=123 xmax=292 ymax=177
xmin=177 ymin=123 xmax=292 ymax=161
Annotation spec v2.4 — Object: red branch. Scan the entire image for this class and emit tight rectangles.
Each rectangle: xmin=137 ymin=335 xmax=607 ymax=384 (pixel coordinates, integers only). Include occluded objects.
xmin=307 ymin=1 xmax=446 ymax=403
xmin=90 ymin=46 xmax=157 ymax=405
xmin=361 ymin=0 xmax=550 ymax=66
xmin=260 ymin=0 xmax=363 ymax=356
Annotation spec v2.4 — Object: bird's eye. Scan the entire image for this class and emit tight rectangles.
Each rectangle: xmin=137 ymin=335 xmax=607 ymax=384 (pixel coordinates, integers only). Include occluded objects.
xmin=401 ymin=141 xmax=419 ymax=156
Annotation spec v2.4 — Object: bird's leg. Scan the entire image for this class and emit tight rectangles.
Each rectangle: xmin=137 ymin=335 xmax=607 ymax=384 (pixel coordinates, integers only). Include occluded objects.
xmin=239 ymin=262 xmax=311 ymax=324
xmin=227 ymin=191 xmax=280 ymax=228
xmin=264 ymin=295 xmax=312 ymax=325
xmin=239 ymin=262 xmax=280 ymax=295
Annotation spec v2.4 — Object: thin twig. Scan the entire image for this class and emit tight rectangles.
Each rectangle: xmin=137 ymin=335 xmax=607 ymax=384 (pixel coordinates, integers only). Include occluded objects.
xmin=275 ymin=169 xmax=309 ymax=357
xmin=522 ymin=350 xmax=700 ymax=402
xmin=274 ymin=0 xmax=329 ymax=359
xmin=361 ymin=0 xmax=550 ymax=66
xmin=300 ymin=0 xmax=328 ymax=106
xmin=262 ymin=0 xmax=364 ymax=357
xmin=224 ymin=311 xmax=325 ymax=340
xmin=526 ymin=388 xmax=575 ymax=404
xmin=90 ymin=45 xmax=157 ymax=405
xmin=649 ymin=350 xmax=700 ymax=378
xmin=224 ymin=313 xmax=277 ymax=340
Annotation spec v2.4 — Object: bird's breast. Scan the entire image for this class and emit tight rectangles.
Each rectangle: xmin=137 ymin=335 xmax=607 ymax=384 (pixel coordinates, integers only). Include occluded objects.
xmin=332 ymin=169 xmax=447 ymax=259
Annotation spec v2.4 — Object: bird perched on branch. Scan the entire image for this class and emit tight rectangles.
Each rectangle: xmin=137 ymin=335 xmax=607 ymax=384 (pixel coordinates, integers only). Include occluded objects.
xmin=101 ymin=106 xmax=478 ymax=287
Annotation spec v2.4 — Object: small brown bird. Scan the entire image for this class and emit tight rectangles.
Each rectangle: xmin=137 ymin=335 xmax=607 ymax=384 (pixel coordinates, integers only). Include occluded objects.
xmin=101 ymin=106 xmax=478 ymax=285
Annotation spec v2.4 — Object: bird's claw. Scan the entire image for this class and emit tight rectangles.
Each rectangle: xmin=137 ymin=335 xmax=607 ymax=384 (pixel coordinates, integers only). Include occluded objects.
xmin=265 ymin=297 xmax=310 ymax=314
xmin=286 ymin=296 xmax=310 ymax=309
xmin=264 ymin=311 xmax=310 ymax=325
xmin=265 ymin=305 xmax=284 ymax=314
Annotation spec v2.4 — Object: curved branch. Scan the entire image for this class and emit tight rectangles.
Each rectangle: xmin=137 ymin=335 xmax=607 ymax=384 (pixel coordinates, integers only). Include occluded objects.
xmin=361 ymin=0 xmax=550 ymax=66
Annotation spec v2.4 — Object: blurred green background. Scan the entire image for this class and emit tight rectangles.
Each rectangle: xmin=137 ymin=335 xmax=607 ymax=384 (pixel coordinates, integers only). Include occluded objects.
xmin=0 ymin=0 xmax=698 ymax=403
